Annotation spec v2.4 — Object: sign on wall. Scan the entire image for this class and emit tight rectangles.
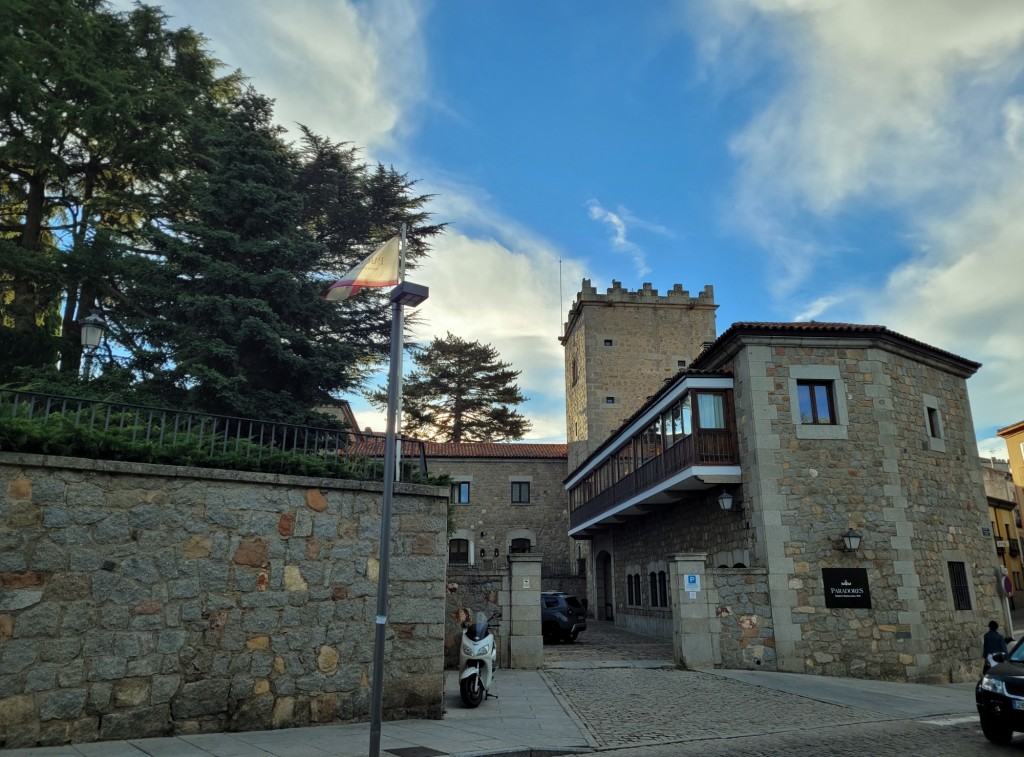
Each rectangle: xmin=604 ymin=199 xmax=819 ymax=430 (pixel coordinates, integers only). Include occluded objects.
xmin=822 ymin=568 xmax=872 ymax=609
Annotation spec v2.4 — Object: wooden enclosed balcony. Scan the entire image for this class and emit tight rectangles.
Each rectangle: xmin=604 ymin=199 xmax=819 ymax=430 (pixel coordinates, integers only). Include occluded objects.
xmin=568 ymin=427 xmax=739 ymax=534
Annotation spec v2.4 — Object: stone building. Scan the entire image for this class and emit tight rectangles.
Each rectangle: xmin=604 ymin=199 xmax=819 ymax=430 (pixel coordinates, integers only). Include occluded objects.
xmin=562 ymin=280 xmax=1002 ymax=683
xmin=423 ymin=442 xmax=580 ymax=589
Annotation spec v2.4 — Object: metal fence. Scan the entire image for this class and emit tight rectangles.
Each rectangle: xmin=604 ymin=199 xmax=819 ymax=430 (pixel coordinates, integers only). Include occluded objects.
xmin=0 ymin=389 xmax=427 ymax=482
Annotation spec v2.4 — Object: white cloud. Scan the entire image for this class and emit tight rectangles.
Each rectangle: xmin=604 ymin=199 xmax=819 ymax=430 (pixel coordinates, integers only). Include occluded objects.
xmin=696 ymin=0 xmax=1024 ymax=445
xmin=978 ymin=436 xmax=1010 ymax=461
xmin=151 ymin=0 xmax=427 ymax=152
xmin=586 ymin=199 xmax=651 ymax=277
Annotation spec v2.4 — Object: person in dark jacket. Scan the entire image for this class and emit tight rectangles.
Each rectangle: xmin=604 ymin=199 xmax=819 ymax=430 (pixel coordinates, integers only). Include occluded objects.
xmin=984 ymin=620 xmax=1010 ymax=673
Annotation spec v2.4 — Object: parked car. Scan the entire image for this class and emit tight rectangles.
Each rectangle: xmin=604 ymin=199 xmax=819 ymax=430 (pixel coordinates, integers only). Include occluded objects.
xmin=541 ymin=591 xmax=586 ymax=643
xmin=976 ymin=635 xmax=1024 ymax=743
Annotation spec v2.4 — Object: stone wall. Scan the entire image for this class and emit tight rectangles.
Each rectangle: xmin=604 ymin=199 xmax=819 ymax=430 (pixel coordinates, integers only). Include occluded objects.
xmin=711 ymin=567 xmax=775 ymax=670
xmin=723 ymin=338 xmax=1002 ymax=682
xmin=443 ymin=565 xmax=507 ymax=670
xmin=436 ymin=457 xmax=575 ymax=578
xmin=607 ymin=495 xmax=751 ymax=638
xmin=0 ymin=453 xmax=448 ymax=748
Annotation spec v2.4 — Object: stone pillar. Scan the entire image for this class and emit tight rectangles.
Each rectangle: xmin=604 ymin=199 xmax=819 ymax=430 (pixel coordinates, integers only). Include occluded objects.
xmin=507 ymin=553 xmax=542 ymax=669
xmin=668 ymin=552 xmax=716 ymax=669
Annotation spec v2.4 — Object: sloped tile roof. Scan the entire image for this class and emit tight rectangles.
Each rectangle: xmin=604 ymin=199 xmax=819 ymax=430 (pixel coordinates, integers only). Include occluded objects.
xmin=421 ymin=442 xmax=566 ymax=459
xmin=694 ymin=322 xmax=981 ymax=373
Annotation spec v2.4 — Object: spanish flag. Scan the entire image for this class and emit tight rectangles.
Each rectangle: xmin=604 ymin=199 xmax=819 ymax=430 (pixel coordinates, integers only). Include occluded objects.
xmin=324 ymin=236 xmax=401 ymax=301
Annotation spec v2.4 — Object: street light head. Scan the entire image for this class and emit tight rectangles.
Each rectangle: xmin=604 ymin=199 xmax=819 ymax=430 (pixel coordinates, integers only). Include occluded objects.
xmin=79 ymin=312 xmax=106 ymax=349
xmin=390 ymin=281 xmax=429 ymax=308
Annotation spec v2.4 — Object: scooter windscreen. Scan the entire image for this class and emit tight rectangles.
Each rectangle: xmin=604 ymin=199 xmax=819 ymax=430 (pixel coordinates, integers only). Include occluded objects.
xmin=466 ymin=611 xmax=490 ymax=641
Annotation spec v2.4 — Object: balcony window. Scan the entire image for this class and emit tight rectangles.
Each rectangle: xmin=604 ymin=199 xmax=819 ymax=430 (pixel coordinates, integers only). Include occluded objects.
xmin=696 ymin=393 xmax=726 ymax=429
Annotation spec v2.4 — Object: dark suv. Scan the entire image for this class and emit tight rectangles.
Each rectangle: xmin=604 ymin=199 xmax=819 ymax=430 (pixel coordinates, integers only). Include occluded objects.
xmin=977 ymin=635 xmax=1024 ymax=743
xmin=541 ymin=591 xmax=586 ymax=643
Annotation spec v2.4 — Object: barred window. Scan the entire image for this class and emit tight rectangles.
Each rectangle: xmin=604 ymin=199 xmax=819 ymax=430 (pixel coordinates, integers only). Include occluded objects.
xmin=449 ymin=539 xmax=469 ymax=565
xmin=948 ymin=561 xmax=971 ymax=610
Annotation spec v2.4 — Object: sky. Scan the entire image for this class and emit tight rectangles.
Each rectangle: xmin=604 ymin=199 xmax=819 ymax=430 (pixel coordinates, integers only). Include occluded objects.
xmin=119 ymin=0 xmax=1024 ymax=457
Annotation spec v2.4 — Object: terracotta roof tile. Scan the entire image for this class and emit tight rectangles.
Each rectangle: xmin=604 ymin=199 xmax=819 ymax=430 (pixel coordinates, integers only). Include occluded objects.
xmin=694 ymin=322 xmax=981 ymax=373
xmin=421 ymin=442 xmax=566 ymax=459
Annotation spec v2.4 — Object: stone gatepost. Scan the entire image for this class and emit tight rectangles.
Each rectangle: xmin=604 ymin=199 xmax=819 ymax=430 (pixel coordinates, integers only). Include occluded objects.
xmin=507 ymin=553 xmax=542 ymax=668
xmin=668 ymin=552 xmax=717 ymax=669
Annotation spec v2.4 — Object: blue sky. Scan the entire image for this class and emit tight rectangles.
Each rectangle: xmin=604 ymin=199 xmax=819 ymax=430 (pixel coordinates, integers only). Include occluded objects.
xmin=123 ymin=0 xmax=1024 ymax=456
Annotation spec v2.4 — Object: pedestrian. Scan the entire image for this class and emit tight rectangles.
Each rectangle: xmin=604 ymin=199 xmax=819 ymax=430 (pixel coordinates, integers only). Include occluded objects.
xmin=983 ymin=620 xmax=1009 ymax=673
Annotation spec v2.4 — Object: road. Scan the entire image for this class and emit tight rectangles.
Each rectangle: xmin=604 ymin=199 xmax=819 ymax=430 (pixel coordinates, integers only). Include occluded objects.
xmin=540 ymin=621 xmax=1003 ymax=756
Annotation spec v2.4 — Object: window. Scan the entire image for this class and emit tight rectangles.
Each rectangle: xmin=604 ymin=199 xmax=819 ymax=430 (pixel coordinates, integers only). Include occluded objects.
xmin=571 ymin=357 xmax=578 ymax=386
xmin=677 ymin=359 xmax=687 ymax=369
xmin=605 ymin=396 xmax=616 ymax=405
xmin=604 ymin=338 xmax=614 ymax=346
xmin=650 ymin=572 xmax=657 ymax=607
xmin=948 ymin=561 xmax=971 ymax=610
xmin=450 ymin=482 xmax=470 ymax=504
xmin=696 ymin=392 xmax=726 ymax=429
xmin=449 ymin=539 xmax=469 ymax=564
xmin=923 ymin=394 xmax=945 ymax=452
xmin=511 ymin=481 xmax=531 ymax=503
xmin=796 ymin=380 xmax=835 ymax=425
xmin=658 ymin=571 xmax=668 ymax=607
xmin=627 ymin=575 xmax=634 ymax=605
xmin=633 ymin=574 xmax=641 ymax=606
xmin=510 ymin=538 xmax=531 ymax=553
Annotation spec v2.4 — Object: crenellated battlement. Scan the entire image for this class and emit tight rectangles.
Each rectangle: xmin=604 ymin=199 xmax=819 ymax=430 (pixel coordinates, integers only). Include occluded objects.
xmin=562 ymin=279 xmax=716 ymax=339
xmin=576 ymin=278 xmax=714 ymax=304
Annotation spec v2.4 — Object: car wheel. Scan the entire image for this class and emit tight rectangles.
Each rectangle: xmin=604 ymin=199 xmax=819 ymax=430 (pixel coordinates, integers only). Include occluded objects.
xmin=563 ymin=630 xmax=579 ymax=643
xmin=980 ymin=713 xmax=1014 ymax=744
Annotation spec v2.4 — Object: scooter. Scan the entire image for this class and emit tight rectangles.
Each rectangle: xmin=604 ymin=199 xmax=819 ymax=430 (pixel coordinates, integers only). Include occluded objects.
xmin=458 ymin=610 xmax=501 ymax=707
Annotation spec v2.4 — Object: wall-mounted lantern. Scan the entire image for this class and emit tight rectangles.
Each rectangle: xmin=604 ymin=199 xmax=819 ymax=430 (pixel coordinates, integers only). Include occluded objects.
xmin=841 ymin=528 xmax=863 ymax=552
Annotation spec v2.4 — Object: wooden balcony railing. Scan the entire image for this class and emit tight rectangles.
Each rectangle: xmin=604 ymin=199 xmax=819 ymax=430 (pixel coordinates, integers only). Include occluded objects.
xmin=569 ymin=427 xmax=738 ymax=530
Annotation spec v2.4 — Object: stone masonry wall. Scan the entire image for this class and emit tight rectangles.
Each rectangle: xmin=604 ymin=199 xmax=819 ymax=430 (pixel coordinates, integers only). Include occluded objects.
xmin=725 ymin=338 xmax=1001 ymax=682
xmin=711 ymin=568 xmax=775 ymax=670
xmin=0 ymin=453 xmax=448 ymax=748
xmin=611 ymin=497 xmax=750 ymax=638
xmin=434 ymin=457 xmax=574 ymax=578
xmin=443 ymin=566 xmax=507 ymax=670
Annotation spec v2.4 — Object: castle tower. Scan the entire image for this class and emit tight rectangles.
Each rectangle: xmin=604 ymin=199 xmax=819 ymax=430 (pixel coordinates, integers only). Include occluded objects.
xmin=559 ymin=279 xmax=718 ymax=471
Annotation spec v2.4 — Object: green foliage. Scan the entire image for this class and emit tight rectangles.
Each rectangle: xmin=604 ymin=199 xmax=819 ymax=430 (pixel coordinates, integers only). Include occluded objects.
xmin=1 ymin=1 xmax=446 ymax=421
xmin=368 ymin=333 xmax=531 ymax=443
xmin=0 ymin=403 xmax=445 ymax=484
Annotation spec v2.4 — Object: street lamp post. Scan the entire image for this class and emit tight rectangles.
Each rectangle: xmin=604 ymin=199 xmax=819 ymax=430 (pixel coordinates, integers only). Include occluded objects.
xmin=79 ymin=311 xmax=106 ymax=380
xmin=368 ymin=280 xmax=428 ymax=757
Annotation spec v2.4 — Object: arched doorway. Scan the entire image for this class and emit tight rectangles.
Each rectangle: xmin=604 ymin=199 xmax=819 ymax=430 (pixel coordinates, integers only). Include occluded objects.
xmin=596 ymin=550 xmax=613 ymax=621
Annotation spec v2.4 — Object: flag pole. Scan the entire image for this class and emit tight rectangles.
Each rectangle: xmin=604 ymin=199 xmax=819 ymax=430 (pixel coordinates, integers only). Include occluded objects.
xmin=395 ymin=224 xmax=407 ymax=482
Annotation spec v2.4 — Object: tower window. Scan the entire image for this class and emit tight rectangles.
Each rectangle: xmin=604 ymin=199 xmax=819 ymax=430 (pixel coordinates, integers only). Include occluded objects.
xmin=604 ymin=339 xmax=614 ymax=346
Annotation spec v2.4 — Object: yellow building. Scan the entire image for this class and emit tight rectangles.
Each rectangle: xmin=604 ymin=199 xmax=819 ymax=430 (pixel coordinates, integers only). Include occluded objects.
xmin=982 ymin=459 xmax=1022 ymax=601
xmin=999 ymin=420 xmax=1024 ymax=510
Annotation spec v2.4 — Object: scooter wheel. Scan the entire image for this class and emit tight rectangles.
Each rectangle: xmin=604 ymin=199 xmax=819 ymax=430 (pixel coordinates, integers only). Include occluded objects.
xmin=460 ymin=675 xmax=484 ymax=708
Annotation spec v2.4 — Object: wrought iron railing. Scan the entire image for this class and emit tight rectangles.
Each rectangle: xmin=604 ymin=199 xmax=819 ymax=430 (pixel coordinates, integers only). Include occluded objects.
xmin=0 ymin=389 xmax=426 ymax=482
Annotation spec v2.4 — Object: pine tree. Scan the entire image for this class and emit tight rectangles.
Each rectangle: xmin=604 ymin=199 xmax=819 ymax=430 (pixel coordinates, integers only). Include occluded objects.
xmin=371 ymin=333 xmax=532 ymax=442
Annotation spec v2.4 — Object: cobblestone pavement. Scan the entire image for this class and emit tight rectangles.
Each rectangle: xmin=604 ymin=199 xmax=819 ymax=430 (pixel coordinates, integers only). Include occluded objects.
xmin=544 ymin=667 xmax=892 ymax=750
xmin=539 ymin=620 xmax=990 ymax=755
xmin=542 ymin=620 xmax=674 ymax=666
xmin=588 ymin=716 xmax=1010 ymax=756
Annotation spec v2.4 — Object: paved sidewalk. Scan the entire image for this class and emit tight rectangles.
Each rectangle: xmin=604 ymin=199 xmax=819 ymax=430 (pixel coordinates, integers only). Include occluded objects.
xmin=1 ymin=670 xmax=590 ymax=757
